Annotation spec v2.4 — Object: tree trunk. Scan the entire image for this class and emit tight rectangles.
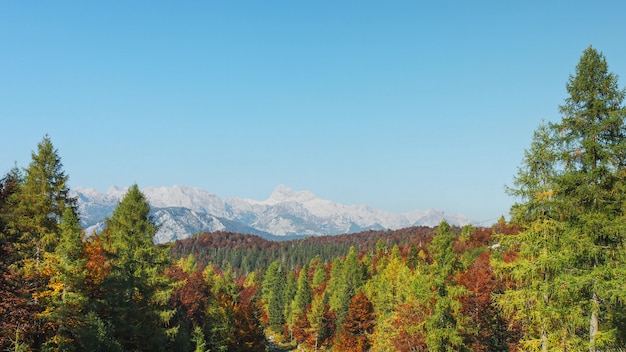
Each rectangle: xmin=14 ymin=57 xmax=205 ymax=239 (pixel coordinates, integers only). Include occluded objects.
xmin=541 ymin=325 xmax=547 ymax=352
xmin=589 ymin=291 xmax=599 ymax=352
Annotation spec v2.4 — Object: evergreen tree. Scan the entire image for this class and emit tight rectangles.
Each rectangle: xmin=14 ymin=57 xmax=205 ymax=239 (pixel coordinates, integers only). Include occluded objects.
xmin=10 ymin=135 xmax=76 ymax=266
xmin=328 ymin=246 xmax=364 ymax=329
xmin=99 ymin=184 xmax=172 ymax=351
xmin=0 ymin=170 xmax=38 ymax=351
xmin=293 ymin=264 xmax=312 ymax=315
xmin=283 ymin=270 xmax=297 ymax=339
xmin=3 ymin=136 xmax=77 ymax=350
xmin=262 ymin=260 xmax=286 ymax=333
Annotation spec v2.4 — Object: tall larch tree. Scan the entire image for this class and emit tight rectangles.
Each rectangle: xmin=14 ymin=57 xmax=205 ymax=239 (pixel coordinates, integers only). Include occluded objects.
xmin=421 ymin=221 xmax=470 ymax=352
xmin=496 ymin=46 xmax=626 ymax=351
xmin=555 ymin=46 xmax=626 ymax=351
xmin=38 ymin=207 xmax=88 ymax=351
xmin=335 ymin=291 xmax=374 ymax=352
xmin=494 ymin=123 xmax=583 ymax=350
xmin=365 ymin=245 xmax=411 ymax=351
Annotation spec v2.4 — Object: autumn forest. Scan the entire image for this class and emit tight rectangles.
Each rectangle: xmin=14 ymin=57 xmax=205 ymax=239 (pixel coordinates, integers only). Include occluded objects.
xmin=2 ymin=47 xmax=626 ymax=351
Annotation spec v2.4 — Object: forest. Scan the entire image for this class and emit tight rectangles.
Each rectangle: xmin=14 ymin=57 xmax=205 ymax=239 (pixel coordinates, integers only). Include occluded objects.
xmin=1 ymin=46 xmax=625 ymax=351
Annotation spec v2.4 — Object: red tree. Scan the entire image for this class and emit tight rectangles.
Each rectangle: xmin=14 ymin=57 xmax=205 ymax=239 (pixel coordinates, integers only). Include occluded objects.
xmin=335 ymin=291 xmax=374 ymax=352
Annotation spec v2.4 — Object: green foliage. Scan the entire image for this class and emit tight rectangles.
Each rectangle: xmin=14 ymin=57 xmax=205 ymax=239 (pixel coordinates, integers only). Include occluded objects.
xmin=498 ymin=46 xmax=626 ymax=351
xmin=99 ymin=184 xmax=173 ymax=351
xmin=37 ymin=207 xmax=88 ymax=350
xmin=10 ymin=135 xmax=76 ymax=265
xmin=420 ymin=221 xmax=471 ymax=352
xmin=262 ymin=260 xmax=286 ymax=332
xmin=366 ymin=245 xmax=411 ymax=351
xmin=292 ymin=264 xmax=312 ymax=316
xmin=192 ymin=326 xmax=208 ymax=352
xmin=328 ymin=246 xmax=365 ymax=329
xmin=77 ymin=312 xmax=124 ymax=352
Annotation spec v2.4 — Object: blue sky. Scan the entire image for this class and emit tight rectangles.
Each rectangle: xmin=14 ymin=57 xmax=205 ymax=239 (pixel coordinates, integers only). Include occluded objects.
xmin=2 ymin=1 xmax=625 ymax=223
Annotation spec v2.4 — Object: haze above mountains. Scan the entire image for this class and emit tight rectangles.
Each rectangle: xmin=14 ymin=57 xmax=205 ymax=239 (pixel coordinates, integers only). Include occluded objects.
xmin=72 ymin=184 xmax=473 ymax=244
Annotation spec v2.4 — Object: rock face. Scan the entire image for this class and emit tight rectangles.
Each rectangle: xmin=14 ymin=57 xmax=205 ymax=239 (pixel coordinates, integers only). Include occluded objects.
xmin=73 ymin=184 xmax=473 ymax=243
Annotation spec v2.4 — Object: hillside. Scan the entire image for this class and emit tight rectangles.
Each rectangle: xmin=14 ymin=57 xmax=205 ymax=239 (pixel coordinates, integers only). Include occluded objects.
xmin=170 ymin=226 xmax=441 ymax=273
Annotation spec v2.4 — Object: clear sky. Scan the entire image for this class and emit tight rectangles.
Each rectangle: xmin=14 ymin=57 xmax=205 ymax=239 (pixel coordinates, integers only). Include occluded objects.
xmin=2 ymin=1 xmax=625 ymax=223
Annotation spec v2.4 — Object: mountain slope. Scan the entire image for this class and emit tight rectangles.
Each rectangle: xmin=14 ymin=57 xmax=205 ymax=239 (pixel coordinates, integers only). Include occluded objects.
xmin=72 ymin=184 xmax=472 ymax=243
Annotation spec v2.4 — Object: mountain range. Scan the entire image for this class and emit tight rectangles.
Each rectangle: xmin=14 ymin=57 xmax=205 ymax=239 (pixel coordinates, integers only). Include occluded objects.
xmin=72 ymin=184 xmax=473 ymax=244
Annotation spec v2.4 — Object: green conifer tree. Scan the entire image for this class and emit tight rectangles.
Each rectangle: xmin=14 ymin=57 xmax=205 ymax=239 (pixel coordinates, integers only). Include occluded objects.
xmin=421 ymin=221 xmax=470 ymax=351
xmin=262 ymin=260 xmax=286 ymax=333
xmin=329 ymin=246 xmax=364 ymax=329
xmin=11 ymin=135 xmax=76 ymax=265
xmin=100 ymin=184 xmax=172 ymax=352
xmin=292 ymin=264 xmax=312 ymax=316
xmin=497 ymin=46 xmax=626 ymax=351
xmin=555 ymin=46 xmax=626 ymax=351
xmin=38 ymin=207 xmax=88 ymax=351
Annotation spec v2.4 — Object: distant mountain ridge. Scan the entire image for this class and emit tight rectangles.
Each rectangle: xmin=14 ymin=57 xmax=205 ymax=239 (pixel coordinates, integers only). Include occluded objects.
xmin=72 ymin=184 xmax=473 ymax=244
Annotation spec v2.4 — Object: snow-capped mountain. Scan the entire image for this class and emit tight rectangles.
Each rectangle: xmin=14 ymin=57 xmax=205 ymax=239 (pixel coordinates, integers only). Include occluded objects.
xmin=72 ymin=185 xmax=473 ymax=244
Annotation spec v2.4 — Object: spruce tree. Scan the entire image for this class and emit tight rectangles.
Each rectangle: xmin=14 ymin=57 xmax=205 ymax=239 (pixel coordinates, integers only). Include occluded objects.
xmin=11 ymin=135 xmax=76 ymax=264
xmin=100 ymin=184 xmax=172 ymax=351
xmin=3 ymin=136 xmax=77 ymax=350
xmin=0 ymin=170 xmax=38 ymax=350
xmin=292 ymin=264 xmax=312 ymax=317
xmin=262 ymin=260 xmax=286 ymax=333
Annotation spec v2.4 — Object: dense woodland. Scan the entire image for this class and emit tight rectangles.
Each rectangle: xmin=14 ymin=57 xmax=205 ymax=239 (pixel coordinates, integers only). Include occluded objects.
xmin=1 ymin=46 xmax=626 ymax=351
